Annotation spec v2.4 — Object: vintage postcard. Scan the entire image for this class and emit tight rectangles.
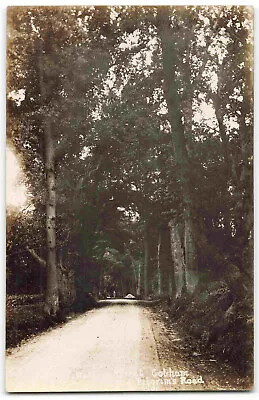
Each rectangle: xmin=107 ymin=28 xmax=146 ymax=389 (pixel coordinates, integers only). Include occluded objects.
xmin=6 ymin=4 xmax=254 ymax=392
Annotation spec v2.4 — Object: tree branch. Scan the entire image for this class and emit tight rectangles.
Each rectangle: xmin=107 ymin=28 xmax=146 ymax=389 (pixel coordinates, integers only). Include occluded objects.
xmin=26 ymin=246 xmax=74 ymax=277
xmin=26 ymin=246 xmax=46 ymax=267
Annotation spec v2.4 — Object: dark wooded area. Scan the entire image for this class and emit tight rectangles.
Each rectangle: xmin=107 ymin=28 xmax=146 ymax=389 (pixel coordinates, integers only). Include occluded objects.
xmin=6 ymin=6 xmax=253 ymax=380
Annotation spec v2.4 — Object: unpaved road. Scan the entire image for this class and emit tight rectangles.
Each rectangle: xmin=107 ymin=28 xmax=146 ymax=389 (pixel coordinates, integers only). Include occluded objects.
xmin=6 ymin=300 xmax=245 ymax=392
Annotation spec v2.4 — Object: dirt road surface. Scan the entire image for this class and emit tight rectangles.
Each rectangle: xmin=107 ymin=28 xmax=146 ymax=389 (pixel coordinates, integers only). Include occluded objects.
xmin=6 ymin=300 xmax=244 ymax=392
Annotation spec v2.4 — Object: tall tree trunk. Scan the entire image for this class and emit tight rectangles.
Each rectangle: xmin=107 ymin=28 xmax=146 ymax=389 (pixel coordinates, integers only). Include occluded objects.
xmin=137 ymin=263 xmax=141 ymax=297
xmin=143 ymin=222 xmax=149 ymax=298
xmin=133 ymin=261 xmax=142 ymax=297
xmin=38 ymin=38 xmax=59 ymax=316
xmin=157 ymin=225 xmax=174 ymax=296
xmin=157 ymin=224 xmax=177 ymax=297
xmin=157 ymin=7 xmax=198 ymax=292
xmin=184 ymin=210 xmax=198 ymax=293
xmin=168 ymin=220 xmax=187 ymax=296
xmin=44 ymin=120 xmax=59 ymax=316
xmin=182 ymin=90 xmax=194 ymax=156
xmin=168 ymin=260 xmax=176 ymax=298
xmin=157 ymin=230 xmax=162 ymax=296
xmin=182 ymin=46 xmax=194 ymax=158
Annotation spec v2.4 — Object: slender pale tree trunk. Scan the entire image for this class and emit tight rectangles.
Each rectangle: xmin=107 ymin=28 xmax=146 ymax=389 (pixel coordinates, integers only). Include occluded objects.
xmin=38 ymin=38 xmax=59 ymax=316
xmin=44 ymin=120 xmax=59 ymax=316
xmin=133 ymin=261 xmax=141 ymax=297
xmin=137 ymin=263 xmax=141 ymax=297
xmin=157 ymin=230 xmax=162 ymax=296
xmin=143 ymin=222 xmax=149 ymax=298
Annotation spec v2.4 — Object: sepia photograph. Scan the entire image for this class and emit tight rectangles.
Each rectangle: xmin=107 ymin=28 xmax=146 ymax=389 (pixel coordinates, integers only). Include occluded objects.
xmin=5 ymin=4 xmax=254 ymax=392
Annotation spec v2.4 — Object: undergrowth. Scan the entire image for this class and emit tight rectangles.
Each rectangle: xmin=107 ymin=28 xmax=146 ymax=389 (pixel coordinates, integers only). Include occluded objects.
xmin=165 ymin=281 xmax=253 ymax=378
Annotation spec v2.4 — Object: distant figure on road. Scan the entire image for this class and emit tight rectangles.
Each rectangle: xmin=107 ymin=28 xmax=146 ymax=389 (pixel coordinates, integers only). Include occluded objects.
xmin=113 ymin=290 xmax=116 ymax=298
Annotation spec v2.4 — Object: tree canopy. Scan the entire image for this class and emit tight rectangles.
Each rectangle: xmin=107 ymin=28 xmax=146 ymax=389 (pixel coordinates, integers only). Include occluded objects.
xmin=7 ymin=6 xmax=253 ymax=313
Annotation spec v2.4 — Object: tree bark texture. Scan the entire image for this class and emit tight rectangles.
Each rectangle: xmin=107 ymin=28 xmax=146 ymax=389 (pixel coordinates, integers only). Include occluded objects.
xmin=43 ymin=120 xmax=59 ymax=315
xmin=184 ymin=211 xmax=198 ymax=293
xmin=143 ymin=222 xmax=149 ymax=297
xmin=157 ymin=7 xmax=198 ymax=293
xmin=163 ymin=224 xmax=177 ymax=297
xmin=137 ymin=263 xmax=141 ymax=297
xmin=156 ymin=224 xmax=177 ymax=297
xmin=37 ymin=36 xmax=60 ymax=316
xmin=157 ymin=230 xmax=162 ymax=296
xmin=168 ymin=219 xmax=187 ymax=296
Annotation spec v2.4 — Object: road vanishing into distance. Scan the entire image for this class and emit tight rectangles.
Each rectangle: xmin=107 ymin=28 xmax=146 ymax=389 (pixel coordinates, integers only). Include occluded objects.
xmin=6 ymin=299 xmax=241 ymax=392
